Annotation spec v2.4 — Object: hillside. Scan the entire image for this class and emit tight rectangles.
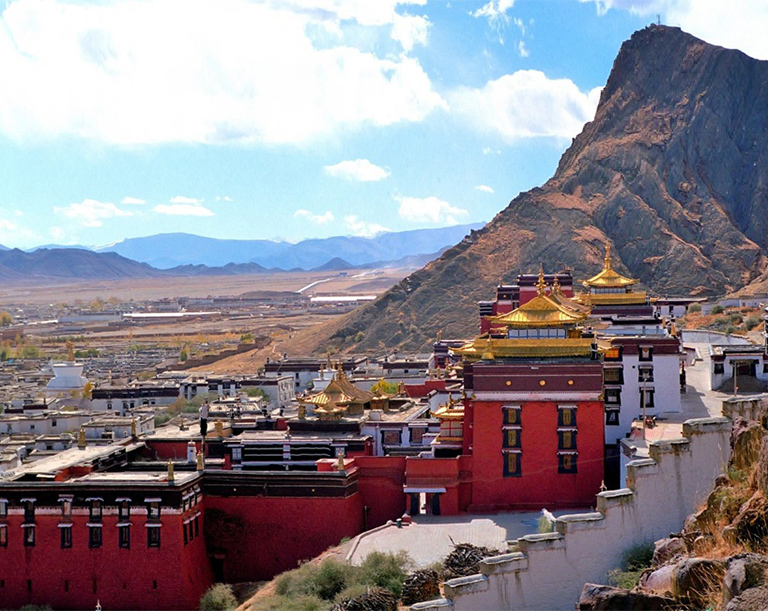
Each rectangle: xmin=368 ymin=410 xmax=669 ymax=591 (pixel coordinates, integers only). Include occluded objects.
xmin=0 ymin=248 xmax=163 ymax=280
xmin=305 ymin=25 xmax=768 ymax=353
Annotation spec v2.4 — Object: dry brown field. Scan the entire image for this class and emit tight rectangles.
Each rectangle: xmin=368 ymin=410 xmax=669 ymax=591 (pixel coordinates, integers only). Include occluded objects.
xmin=0 ymin=268 xmax=409 ymax=306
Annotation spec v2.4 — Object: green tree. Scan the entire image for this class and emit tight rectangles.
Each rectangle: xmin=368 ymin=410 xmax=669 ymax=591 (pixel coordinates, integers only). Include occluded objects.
xmin=0 ymin=311 xmax=12 ymax=326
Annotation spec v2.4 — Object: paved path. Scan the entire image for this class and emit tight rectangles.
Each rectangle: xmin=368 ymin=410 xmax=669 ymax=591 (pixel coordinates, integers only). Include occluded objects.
xmin=347 ymin=510 xmax=573 ymax=568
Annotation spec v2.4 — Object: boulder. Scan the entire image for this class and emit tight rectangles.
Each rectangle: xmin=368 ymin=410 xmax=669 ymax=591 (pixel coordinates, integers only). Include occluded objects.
xmin=640 ymin=564 xmax=676 ymax=595
xmin=731 ymin=418 xmax=763 ymax=470
xmin=724 ymin=585 xmax=768 ymax=611
xmin=652 ymin=538 xmax=686 ymax=567
xmin=733 ymin=492 xmax=768 ymax=547
xmin=672 ymin=557 xmax=725 ymax=606
xmin=722 ymin=553 xmax=768 ymax=609
xmin=577 ymin=583 xmax=677 ymax=610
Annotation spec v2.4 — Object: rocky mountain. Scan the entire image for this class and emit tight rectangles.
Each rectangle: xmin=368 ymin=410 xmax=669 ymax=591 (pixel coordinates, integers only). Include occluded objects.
xmin=311 ymin=25 xmax=768 ymax=353
xmin=94 ymin=224 xmax=484 ymax=269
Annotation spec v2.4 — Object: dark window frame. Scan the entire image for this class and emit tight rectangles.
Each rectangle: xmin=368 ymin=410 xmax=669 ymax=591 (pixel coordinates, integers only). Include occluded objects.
xmin=502 ymin=405 xmax=521 ymax=425
xmin=605 ymin=388 xmax=621 ymax=405
xmin=502 ymin=426 xmax=522 ymax=449
xmin=89 ymin=500 xmax=102 ymax=523
xmin=605 ymin=409 xmax=620 ymax=426
xmin=604 ymin=367 xmax=624 ymax=384
xmin=118 ymin=501 xmax=130 ymax=522
xmin=119 ymin=525 xmax=130 ymax=549
xmin=0 ymin=525 xmax=7 ymax=547
xmin=638 ymin=367 xmax=654 ymax=383
xmin=23 ymin=525 xmax=35 ymax=547
xmin=147 ymin=526 xmax=161 ymax=548
xmin=558 ymin=452 xmax=578 ymax=474
xmin=557 ymin=406 xmax=577 ymax=427
xmin=89 ymin=526 xmax=102 ymax=549
xmin=640 ymin=388 xmax=655 ymax=408
xmin=502 ymin=450 xmax=522 ymax=477
xmin=61 ymin=525 xmax=72 ymax=549
xmin=639 ymin=346 xmax=654 ymax=362
xmin=558 ymin=429 xmax=577 ymax=450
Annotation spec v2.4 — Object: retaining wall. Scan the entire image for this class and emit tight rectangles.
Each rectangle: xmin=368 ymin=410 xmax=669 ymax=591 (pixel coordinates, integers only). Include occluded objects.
xmin=412 ymin=416 xmax=731 ymax=611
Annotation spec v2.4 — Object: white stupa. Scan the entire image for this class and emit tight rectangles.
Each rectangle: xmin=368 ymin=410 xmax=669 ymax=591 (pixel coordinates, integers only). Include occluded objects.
xmin=44 ymin=342 xmax=89 ymax=397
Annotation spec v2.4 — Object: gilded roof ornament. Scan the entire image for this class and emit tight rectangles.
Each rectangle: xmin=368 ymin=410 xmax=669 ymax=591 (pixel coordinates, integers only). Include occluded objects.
xmin=536 ymin=263 xmax=547 ymax=295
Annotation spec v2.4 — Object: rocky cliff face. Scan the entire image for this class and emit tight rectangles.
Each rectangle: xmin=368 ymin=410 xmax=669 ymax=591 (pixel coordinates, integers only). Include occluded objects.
xmin=315 ymin=26 xmax=768 ymax=352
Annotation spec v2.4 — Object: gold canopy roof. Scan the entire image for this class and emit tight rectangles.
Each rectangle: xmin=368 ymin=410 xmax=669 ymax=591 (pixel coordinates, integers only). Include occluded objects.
xmin=492 ymin=288 xmax=587 ymax=328
xmin=433 ymin=397 xmax=464 ymax=420
xmin=299 ymin=368 xmax=373 ymax=408
xmin=583 ymin=243 xmax=637 ymax=289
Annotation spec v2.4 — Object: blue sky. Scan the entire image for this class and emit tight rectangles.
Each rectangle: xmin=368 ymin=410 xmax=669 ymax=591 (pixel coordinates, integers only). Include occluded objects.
xmin=0 ymin=0 xmax=766 ymax=249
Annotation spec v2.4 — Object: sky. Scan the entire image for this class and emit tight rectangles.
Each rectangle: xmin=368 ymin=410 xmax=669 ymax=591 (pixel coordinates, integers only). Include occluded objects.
xmin=0 ymin=0 xmax=767 ymax=249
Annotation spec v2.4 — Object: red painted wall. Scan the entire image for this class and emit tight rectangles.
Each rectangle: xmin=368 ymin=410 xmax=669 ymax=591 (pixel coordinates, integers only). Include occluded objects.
xmin=354 ymin=456 xmax=407 ymax=528
xmin=0 ymin=507 xmax=212 ymax=610
xmin=468 ymin=399 xmax=604 ymax=511
xmin=204 ymin=493 xmax=363 ymax=582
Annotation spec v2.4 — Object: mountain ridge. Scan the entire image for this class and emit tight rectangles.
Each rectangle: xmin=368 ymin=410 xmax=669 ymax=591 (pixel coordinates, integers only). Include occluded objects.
xmin=304 ymin=25 xmax=768 ymax=353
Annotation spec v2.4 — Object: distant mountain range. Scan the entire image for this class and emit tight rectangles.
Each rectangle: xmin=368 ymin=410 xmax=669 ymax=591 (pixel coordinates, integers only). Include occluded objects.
xmin=92 ymin=224 xmax=483 ymax=269
xmin=0 ymin=224 xmax=481 ymax=281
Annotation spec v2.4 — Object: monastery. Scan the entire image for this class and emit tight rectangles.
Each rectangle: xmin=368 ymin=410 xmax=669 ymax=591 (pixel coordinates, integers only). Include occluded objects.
xmin=0 ymin=245 xmax=695 ymax=610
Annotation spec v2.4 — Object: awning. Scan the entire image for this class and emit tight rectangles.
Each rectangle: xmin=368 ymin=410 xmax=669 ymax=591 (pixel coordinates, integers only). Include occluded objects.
xmin=403 ymin=487 xmax=446 ymax=494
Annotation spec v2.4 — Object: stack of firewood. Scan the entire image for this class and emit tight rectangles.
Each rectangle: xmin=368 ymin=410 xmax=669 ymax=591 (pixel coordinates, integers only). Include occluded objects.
xmin=442 ymin=542 xmax=499 ymax=580
xmin=401 ymin=568 xmax=441 ymax=605
xmin=330 ymin=586 xmax=398 ymax=611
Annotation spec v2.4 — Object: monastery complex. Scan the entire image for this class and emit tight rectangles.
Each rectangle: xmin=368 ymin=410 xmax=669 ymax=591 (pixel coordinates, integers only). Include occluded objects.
xmin=0 ymin=245 xmax=762 ymax=610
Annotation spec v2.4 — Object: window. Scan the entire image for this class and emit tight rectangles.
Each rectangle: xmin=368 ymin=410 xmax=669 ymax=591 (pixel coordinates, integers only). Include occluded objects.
xmin=147 ymin=501 xmax=160 ymax=521
xmin=52 ymin=419 xmax=57 ymax=427
xmin=183 ymin=523 xmax=189 ymax=545
xmin=558 ymin=429 xmax=577 ymax=450
xmin=558 ymin=406 xmax=577 ymax=427
xmin=640 ymin=388 xmax=655 ymax=408
xmin=410 ymin=427 xmax=426 ymax=445
xmin=638 ymin=368 xmax=654 ymax=383
xmin=606 ymin=409 xmax=620 ymax=426
xmin=107 ymin=402 xmax=113 ymax=410
xmin=604 ymin=347 xmax=623 ymax=361
xmin=558 ymin=453 xmax=578 ymax=474
xmin=605 ymin=388 xmax=621 ymax=405
xmin=119 ymin=525 xmax=130 ymax=549
xmin=502 ymin=427 xmax=521 ymax=448
xmin=502 ymin=450 xmax=522 ymax=477
xmin=381 ymin=430 xmax=401 ymax=446
xmin=639 ymin=346 xmax=653 ymax=362
xmin=0 ymin=525 xmax=7 ymax=547
xmin=89 ymin=526 xmax=102 ymax=549
xmin=0 ymin=499 xmax=7 ymax=518
xmin=89 ymin=500 xmax=102 ymax=523
xmin=60 ymin=525 xmax=72 ymax=549
xmin=23 ymin=525 xmax=35 ymax=547
xmin=194 ymin=516 xmax=199 ymax=538
xmin=118 ymin=500 xmax=131 ymax=522
xmin=439 ymin=420 xmax=462 ymax=439
xmin=714 ymin=363 xmax=725 ymax=374
xmin=23 ymin=500 xmax=35 ymax=524
xmin=148 ymin=526 xmax=161 ymax=548
xmin=604 ymin=368 xmax=623 ymax=384
xmin=502 ymin=405 xmax=521 ymax=425
xmin=231 ymin=447 xmax=242 ymax=462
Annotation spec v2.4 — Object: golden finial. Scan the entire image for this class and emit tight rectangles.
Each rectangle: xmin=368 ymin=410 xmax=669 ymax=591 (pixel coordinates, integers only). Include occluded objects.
xmin=481 ymin=335 xmax=495 ymax=360
xmin=298 ymin=403 xmax=306 ymax=419
xmin=604 ymin=242 xmax=613 ymax=271
xmin=337 ymin=449 xmax=346 ymax=471
xmin=196 ymin=451 xmax=204 ymax=471
xmin=552 ymin=274 xmax=561 ymax=294
xmin=436 ymin=329 xmax=443 ymax=342
xmin=167 ymin=460 xmax=175 ymax=483
xmin=77 ymin=427 xmax=86 ymax=449
xmin=536 ymin=264 xmax=547 ymax=295
xmin=131 ymin=418 xmax=137 ymax=438
xmin=66 ymin=340 xmax=75 ymax=362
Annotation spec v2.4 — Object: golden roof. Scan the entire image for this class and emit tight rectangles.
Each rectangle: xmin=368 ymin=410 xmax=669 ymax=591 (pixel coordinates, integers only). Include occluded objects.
xmin=434 ymin=398 xmax=464 ymax=420
xmin=492 ymin=293 xmax=588 ymax=328
xmin=583 ymin=243 xmax=637 ymax=289
xmin=452 ymin=337 xmax=596 ymax=361
xmin=574 ymin=292 xmax=648 ymax=306
xmin=299 ymin=369 xmax=373 ymax=408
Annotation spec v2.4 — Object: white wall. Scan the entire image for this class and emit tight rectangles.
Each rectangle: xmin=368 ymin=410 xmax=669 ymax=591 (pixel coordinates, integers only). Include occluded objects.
xmin=412 ymin=417 xmax=730 ymax=611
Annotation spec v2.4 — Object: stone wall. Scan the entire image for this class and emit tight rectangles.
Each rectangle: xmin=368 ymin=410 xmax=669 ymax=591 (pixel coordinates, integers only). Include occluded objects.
xmin=412 ymin=417 xmax=731 ymax=611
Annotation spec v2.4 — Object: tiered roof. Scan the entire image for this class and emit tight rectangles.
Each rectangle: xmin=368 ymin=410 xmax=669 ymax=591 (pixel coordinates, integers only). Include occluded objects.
xmin=582 ymin=243 xmax=637 ymax=289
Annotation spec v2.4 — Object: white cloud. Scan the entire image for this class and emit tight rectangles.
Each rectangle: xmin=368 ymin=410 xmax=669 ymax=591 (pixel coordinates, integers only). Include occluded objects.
xmin=0 ymin=0 xmax=445 ymax=146
xmin=0 ymin=219 xmax=17 ymax=231
xmin=324 ymin=159 xmax=391 ymax=182
xmin=582 ymin=0 xmax=768 ymax=61
xmin=294 ymin=209 xmax=335 ymax=224
xmin=169 ymin=196 xmax=202 ymax=205
xmin=50 ymin=226 xmax=65 ymax=241
xmin=121 ymin=196 xmax=145 ymax=205
xmin=517 ymin=40 xmax=529 ymax=57
xmin=345 ymin=214 xmax=389 ymax=237
xmin=472 ymin=0 xmax=515 ymax=21
xmin=475 ymin=185 xmax=495 ymax=194
xmin=154 ymin=201 xmax=214 ymax=216
xmin=449 ymin=70 xmax=601 ymax=141
xmin=392 ymin=13 xmax=430 ymax=52
xmin=215 ymin=195 xmax=233 ymax=202
xmin=54 ymin=199 xmax=132 ymax=228
xmin=482 ymin=147 xmax=501 ymax=155
xmin=396 ymin=195 xmax=468 ymax=225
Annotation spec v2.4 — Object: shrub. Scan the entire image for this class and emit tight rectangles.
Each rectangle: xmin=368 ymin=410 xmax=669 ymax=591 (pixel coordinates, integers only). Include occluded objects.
xmin=726 ymin=325 xmax=737 ymax=336
xmin=711 ymin=305 xmax=725 ymax=314
xmin=607 ymin=541 xmax=654 ymax=590
xmin=313 ymin=559 xmax=351 ymax=600
xmin=199 ymin=583 xmax=237 ymax=611
xmin=746 ymin=314 xmax=762 ymax=330
xmin=688 ymin=303 xmax=702 ymax=313
xmin=730 ymin=313 xmax=744 ymax=325
xmin=357 ymin=551 xmax=411 ymax=598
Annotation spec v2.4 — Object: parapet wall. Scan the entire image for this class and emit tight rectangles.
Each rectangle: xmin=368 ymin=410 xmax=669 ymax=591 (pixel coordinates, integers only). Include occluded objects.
xmin=412 ymin=417 xmax=731 ymax=611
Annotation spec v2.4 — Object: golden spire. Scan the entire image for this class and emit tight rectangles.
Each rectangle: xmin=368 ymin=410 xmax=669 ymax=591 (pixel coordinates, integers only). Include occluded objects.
xmin=77 ymin=427 xmax=86 ymax=449
xmin=604 ymin=242 xmax=613 ymax=271
xmin=481 ymin=335 xmax=495 ymax=360
xmin=196 ymin=451 xmax=204 ymax=471
xmin=67 ymin=340 xmax=75 ymax=362
xmin=536 ymin=264 xmax=546 ymax=295
xmin=167 ymin=460 xmax=175 ymax=483
xmin=552 ymin=274 xmax=561 ymax=295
